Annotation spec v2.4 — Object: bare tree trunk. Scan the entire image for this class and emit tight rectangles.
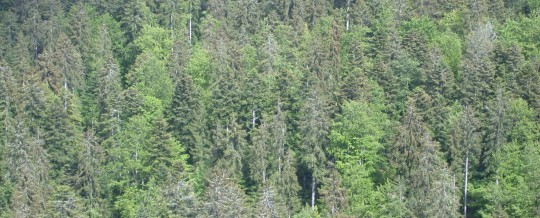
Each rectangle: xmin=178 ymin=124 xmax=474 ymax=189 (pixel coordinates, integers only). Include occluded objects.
xmin=252 ymin=109 xmax=257 ymax=128
xmin=189 ymin=0 xmax=193 ymax=46
xmin=464 ymin=151 xmax=469 ymax=217
xmin=346 ymin=0 xmax=351 ymax=31
xmin=311 ymin=177 xmax=316 ymax=210
xmin=64 ymin=78 xmax=68 ymax=110
xmin=278 ymin=155 xmax=282 ymax=175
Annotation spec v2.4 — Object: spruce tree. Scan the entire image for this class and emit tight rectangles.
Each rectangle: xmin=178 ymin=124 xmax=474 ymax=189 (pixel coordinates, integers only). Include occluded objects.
xmin=482 ymin=88 xmax=511 ymax=175
xmin=38 ymin=33 xmax=84 ymax=98
xmin=446 ymin=105 xmax=481 ymax=216
xmin=6 ymin=116 xmax=49 ymax=217
xmin=274 ymin=149 xmax=302 ymax=217
xmin=167 ymin=64 xmax=203 ymax=165
xmin=319 ymin=167 xmax=348 ymax=216
xmin=162 ymin=179 xmax=201 ymax=217
xmin=147 ymin=114 xmax=189 ymax=181
xmin=211 ymin=117 xmax=247 ymax=178
xmin=94 ymin=25 xmax=122 ymax=141
xmin=460 ymin=21 xmax=496 ymax=109
xmin=299 ymin=83 xmax=331 ymax=210
xmin=392 ymin=93 xmax=461 ymax=217
xmin=203 ymin=164 xmax=248 ymax=217
xmin=75 ymin=130 xmax=106 ymax=217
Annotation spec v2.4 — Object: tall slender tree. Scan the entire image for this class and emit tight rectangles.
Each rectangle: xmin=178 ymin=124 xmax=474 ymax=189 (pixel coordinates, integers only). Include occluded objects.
xmin=6 ymin=116 xmax=49 ymax=217
xmin=299 ymin=83 xmax=331 ymax=210
xmin=392 ymin=93 xmax=461 ymax=217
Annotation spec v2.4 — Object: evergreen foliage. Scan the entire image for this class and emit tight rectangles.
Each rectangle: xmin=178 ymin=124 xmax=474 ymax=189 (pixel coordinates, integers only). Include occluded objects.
xmin=0 ymin=1 xmax=538 ymax=217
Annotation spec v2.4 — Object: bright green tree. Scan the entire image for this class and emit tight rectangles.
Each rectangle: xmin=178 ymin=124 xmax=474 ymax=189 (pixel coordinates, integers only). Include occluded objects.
xmin=328 ymin=100 xmax=390 ymax=215
xmin=475 ymin=98 xmax=540 ymax=217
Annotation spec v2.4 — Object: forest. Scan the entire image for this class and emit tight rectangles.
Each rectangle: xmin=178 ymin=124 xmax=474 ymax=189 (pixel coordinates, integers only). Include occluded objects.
xmin=0 ymin=0 xmax=539 ymax=217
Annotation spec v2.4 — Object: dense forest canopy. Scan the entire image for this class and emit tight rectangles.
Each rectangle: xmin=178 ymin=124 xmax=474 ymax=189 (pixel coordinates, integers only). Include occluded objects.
xmin=0 ymin=0 xmax=539 ymax=217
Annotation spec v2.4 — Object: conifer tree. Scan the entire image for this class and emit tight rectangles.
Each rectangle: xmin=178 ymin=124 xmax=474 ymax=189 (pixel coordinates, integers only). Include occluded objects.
xmin=299 ymin=83 xmax=331 ymax=210
xmin=482 ymin=88 xmax=511 ymax=175
xmin=339 ymin=27 xmax=371 ymax=102
xmin=211 ymin=117 xmax=247 ymax=177
xmin=92 ymin=25 xmax=123 ymax=140
xmin=162 ymin=179 xmax=200 ymax=217
xmin=446 ymin=105 xmax=481 ymax=216
xmin=167 ymin=61 xmax=205 ymax=165
xmin=478 ymin=99 xmax=540 ymax=217
xmin=392 ymin=93 xmax=461 ymax=217
xmin=6 ymin=116 xmax=49 ymax=217
xmin=377 ymin=177 xmax=413 ymax=217
xmin=494 ymin=43 xmax=523 ymax=94
xmin=67 ymin=2 xmax=93 ymax=69
xmin=38 ymin=33 xmax=84 ymax=98
xmin=147 ymin=114 xmax=189 ymax=181
xmin=42 ymin=93 xmax=85 ymax=184
xmin=228 ymin=0 xmax=261 ymax=41
xmin=250 ymin=118 xmax=274 ymax=185
xmin=120 ymin=0 xmax=153 ymax=41
xmin=203 ymin=164 xmax=248 ymax=217
xmin=274 ymin=149 xmax=302 ymax=217
xmin=255 ymin=184 xmax=287 ymax=218
xmin=0 ymin=63 xmax=15 ymax=148
xmin=10 ymin=32 xmax=35 ymax=76
xmin=319 ymin=167 xmax=348 ymax=216
xmin=0 ymin=63 xmax=16 ymax=216
xmin=460 ymin=21 xmax=496 ymax=108
xmin=76 ymin=130 xmax=106 ymax=217
xmin=424 ymin=46 xmax=455 ymax=100
xmin=0 ymin=1 xmax=539 ymax=216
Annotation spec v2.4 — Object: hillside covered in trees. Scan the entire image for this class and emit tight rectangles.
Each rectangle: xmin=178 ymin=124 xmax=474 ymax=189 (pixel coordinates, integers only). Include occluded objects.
xmin=1 ymin=0 xmax=539 ymax=217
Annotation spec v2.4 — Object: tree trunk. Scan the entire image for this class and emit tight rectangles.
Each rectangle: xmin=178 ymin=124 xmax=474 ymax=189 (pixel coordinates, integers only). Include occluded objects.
xmin=189 ymin=0 xmax=192 ymax=46
xmin=464 ymin=151 xmax=469 ymax=217
xmin=311 ymin=177 xmax=316 ymax=210
xmin=252 ymin=109 xmax=257 ymax=128
xmin=346 ymin=0 xmax=351 ymax=31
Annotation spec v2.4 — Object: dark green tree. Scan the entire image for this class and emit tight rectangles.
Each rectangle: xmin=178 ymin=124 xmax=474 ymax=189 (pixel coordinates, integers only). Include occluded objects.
xmin=42 ymin=93 xmax=84 ymax=185
xmin=392 ymin=94 xmax=461 ymax=217
xmin=0 ymin=63 xmax=16 ymax=216
xmin=319 ymin=167 xmax=348 ymax=217
xmin=273 ymin=149 xmax=302 ymax=217
xmin=482 ymin=88 xmax=511 ymax=175
xmin=377 ymin=178 xmax=413 ymax=217
xmin=211 ymin=117 xmax=247 ymax=177
xmin=119 ymin=0 xmax=153 ymax=41
xmin=446 ymin=105 xmax=481 ymax=217
xmin=460 ymin=21 xmax=496 ymax=108
xmin=299 ymin=84 xmax=331 ymax=210
xmin=90 ymin=25 xmax=123 ymax=141
xmin=38 ymin=33 xmax=84 ymax=98
xmin=167 ymin=62 xmax=206 ymax=165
